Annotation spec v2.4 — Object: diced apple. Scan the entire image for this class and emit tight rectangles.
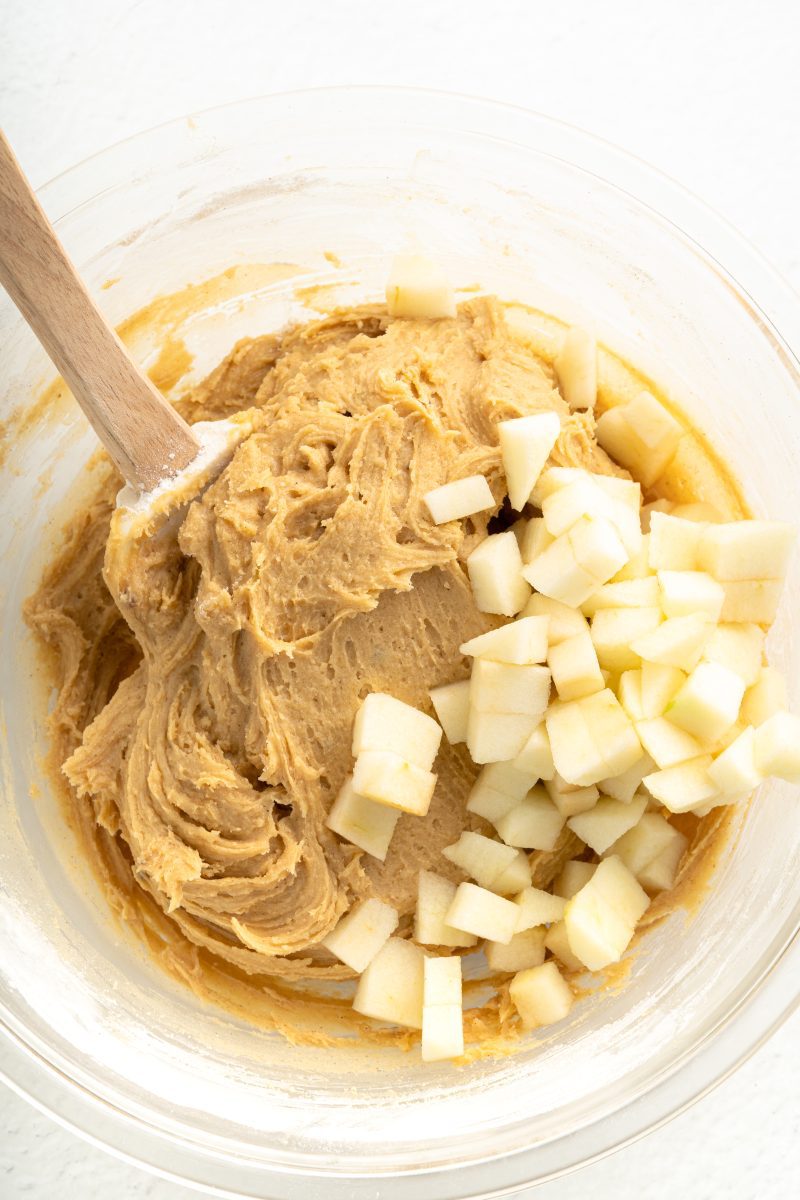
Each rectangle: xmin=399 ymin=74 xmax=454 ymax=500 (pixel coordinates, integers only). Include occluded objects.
xmin=522 ymin=593 xmax=590 ymax=642
xmin=606 ymin=812 xmax=682 ymax=880
xmin=564 ymin=882 xmax=635 ymax=971
xmin=486 ymin=927 xmax=546 ymax=972
xmin=582 ymin=577 xmax=660 ymax=617
xmin=591 ymin=474 xmax=642 ymax=511
xmin=492 ymin=851 xmax=533 ymax=894
xmin=635 ymin=717 xmax=705 ymax=769
xmin=554 ymin=326 xmax=597 ymax=411
xmin=590 ymin=854 xmax=651 ymax=926
xmin=666 ymin=661 xmax=745 ymax=743
xmin=520 ymin=517 xmax=555 ymax=564
xmin=353 ymin=937 xmax=425 ymax=1028
xmin=495 ymin=787 xmax=565 ymax=850
xmin=599 ymin=753 xmax=656 ymax=804
xmin=753 ymin=711 xmax=800 ymax=782
xmin=415 ymin=871 xmax=478 ymax=948
xmin=429 ymin=680 xmax=470 ymax=745
xmin=323 ymin=899 xmax=399 ymax=973
xmin=569 ymin=516 xmax=629 ymax=583
xmin=465 ymin=786 xmax=519 ymax=826
xmin=423 ymin=954 xmax=462 ymax=1006
xmin=720 ymin=580 xmax=783 ymax=625
xmin=468 ymin=761 xmax=539 ymax=812
xmin=568 ymin=794 xmax=648 ymax=855
xmin=352 ymin=750 xmax=437 ymax=816
xmin=546 ymin=701 xmax=606 ymax=787
xmin=708 ymin=726 xmax=764 ymax=795
xmin=697 ymin=521 xmax=795 ymax=581
xmin=702 ymin=624 xmax=765 ymax=688
xmin=553 ymin=860 xmax=596 ymax=899
xmin=590 ymin=607 xmax=662 ymax=672
xmin=640 ymin=662 xmax=687 ymax=719
xmin=499 ymin=412 xmax=562 ymax=510
xmin=548 ymin=630 xmax=605 ymax=701
xmin=421 ymin=1004 xmax=464 ymax=1062
xmin=579 ymin=689 xmax=644 ymax=778
xmin=544 ymin=773 xmax=600 ymax=817
xmin=512 ymin=723 xmax=556 ymax=780
xmin=466 ymin=710 xmax=539 ymax=764
xmin=522 ymin=532 xmax=598 ymax=608
xmin=460 ymin=616 xmax=549 ymax=665
xmin=470 ymin=660 xmax=552 ymax=718
xmin=612 ymin=534 xmax=650 ymax=579
xmin=353 ymin=693 xmax=443 ymax=770
xmin=514 ymin=886 xmax=567 ymax=930
xmin=326 ymin=776 xmax=401 ymax=860
xmin=542 ymin=481 xmax=640 ymax=558
xmin=531 ymin=465 xmax=587 ymax=507
xmin=649 ymin=512 xmax=705 ymax=571
xmin=467 ymin=530 xmax=531 ymax=616
xmin=657 ymin=571 xmax=725 ymax=622
xmin=631 ymin=613 xmax=714 ymax=672
xmin=442 ymin=831 xmax=521 ymax=892
xmin=643 ymin=757 xmax=719 ymax=813
xmin=618 ymin=670 xmax=645 ymax=721
xmin=445 ymin=882 xmax=519 ymax=944
xmin=510 ymin=960 xmax=575 ymax=1029
xmin=385 ymin=253 xmax=456 ymax=319
xmin=423 ymin=475 xmax=495 ymax=524
xmin=637 ymin=831 xmax=689 ymax=893
xmin=595 ymin=392 xmax=683 ymax=487
xmin=641 ymin=499 xmax=675 ymax=532
xmin=543 ymin=920 xmax=585 ymax=972
xmin=740 ymin=667 xmax=788 ymax=727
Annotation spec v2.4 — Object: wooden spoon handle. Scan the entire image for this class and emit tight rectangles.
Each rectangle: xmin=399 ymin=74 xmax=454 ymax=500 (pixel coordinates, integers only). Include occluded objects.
xmin=0 ymin=130 xmax=199 ymax=491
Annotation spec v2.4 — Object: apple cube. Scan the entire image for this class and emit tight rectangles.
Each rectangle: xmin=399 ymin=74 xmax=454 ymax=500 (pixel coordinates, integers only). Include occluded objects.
xmin=421 ymin=1004 xmax=464 ymax=1062
xmin=514 ymin=886 xmax=567 ymax=931
xmin=323 ymin=899 xmax=399 ymax=973
xmin=466 ymin=711 xmax=540 ymax=764
xmin=637 ymin=831 xmax=689 ymax=893
xmin=544 ymin=921 xmax=585 ymax=972
xmin=496 ymin=788 xmax=565 ymax=850
xmin=612 ymin=534 xmax=651 ymax=580
xmin=465 ymin=787 xmax=519 ymax=826
xmin=582 ymin=577 xmax=660 ymax=616
xmin=467 ymin=530 xmax=531 ymax=616
xmin=590 ymin=854 xmax=651 ymax=926
xmin=579 ymin=689 xmax=644 ymax=778
xmin=520 ymin=516 xmax=555 ymax=564
xmin=702 ymin=624 xmax=765 ymax=688
xmin=590 ymin=606 xmax=663 ymax=672
xmin=442 ymin=831 xmax=521 ymax=892
xmin=470 ymin=660 xmax=552 ymax=718
xmin=657 ymin=571 xmax=725 ymax=622
xmin=591 ymin=474 xmax=642 ymax=510
xmin=753 ymin=711 xmax=800 ymax=782
xmin=599 ymin=753 xmax=656 ymax=804
xmin=553 ymin=860 xmax=597 ymax=899
xmin=618 ymin=670 xmax=645 ymax=722
xmin=595 ymin=392 xmax=682 ymax=487
xmin=326 ymin=776 xmax=401 ymax=860
xmin=460 ymin=615 xmax=549 ymax=665
xmin=522 ymin=532 xmax=598 ymax=608
xmin=543 ymin=483 xmax=640 ymax=558
xmin=486 ymin=927 xmax=546 ymax=973
xmin=352 ymin=750 xmax=437 ymax=816
xmin=423 ymin=954 xmax=462 ymax=1007
xmin=493 ymin=851 xmax=533 ymax=894
xmin=512 ymin=723 xmax=556 ymax=780
xmin=648 ymin=512 xmax=705 ymax=571
xmin=510 ymin=961 xmax=575 ymax=1029
xmin=720 ymin=580 xmax=783 ymax=624
xmin=385 ymin=253 xmax=455 ymax=319
xmin=554 ymin=326 xmax=597 ymax=410
xmin=467 ymin=761 xmax=539 ymax=818
xmin=544 ymin=774 xmax=600 ymax=817
xmin=522 ymin=593 xmax=589 ymax=643
xmin=631 ymin=613 xmax=714 ymax=672
xmin=498 ymin=411 xmax=562 ymax=510
xmin=445 ymin=882 xmax=519 ymax=944
xmin=545 ymin=701 xmax=606 ymax=787
xmin=640 ymin=662 xmax=687 ymax=719
xmin=353 ymin=937 xmax=425 ymax=1028
xmin=423 ymin=474 xmax=495 ymax=525
xmin=697 ymin=521 xmax=795 ymax=581
xmin=642 ymin=756 xmax=719 ymax=813
xmin=740 ymin=667 xmax=788 ymax=727
xmin=569 ymin=516 xmax=629 ymax=583
xmin=415 ymin=871 xmax=478 ymax=948
xmin=635 ymin=717 xmax=705 ymax=769
xmin=607 ymin=812 xmax=683 ymax=879
xmin=548 ymin=630 xmax=605 ymax=700
xmin=429 ymin=680 xmax=471 ymax=745
xmin=641 ymin=499 xmax=674 ymax=532
xmin=666 ymin=661 xmax=746 ymax=743
xmin=568 ymin=794 xmax=648 ymax=855
xmin=564 ymin=884 xmax=635 ymax=972
xmin=353 ymin=693 xmax=443 ymax=770
xmin=708 ymin=726 xmax=764 ymax=795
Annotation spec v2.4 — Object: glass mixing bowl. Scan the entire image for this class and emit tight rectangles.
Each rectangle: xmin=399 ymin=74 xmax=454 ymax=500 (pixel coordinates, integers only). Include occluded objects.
xmin=1 ymin=89 xmax=799 ymax=1198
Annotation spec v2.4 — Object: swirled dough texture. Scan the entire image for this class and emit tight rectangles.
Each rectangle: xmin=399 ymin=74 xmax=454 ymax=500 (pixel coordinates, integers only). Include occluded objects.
xmin=27 ymin=297 xmax=731 ymax=1047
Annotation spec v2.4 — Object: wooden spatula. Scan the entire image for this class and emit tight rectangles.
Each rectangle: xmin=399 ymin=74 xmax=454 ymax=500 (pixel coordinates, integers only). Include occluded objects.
xmin=0 ymin=129 xmax=200 ymax=492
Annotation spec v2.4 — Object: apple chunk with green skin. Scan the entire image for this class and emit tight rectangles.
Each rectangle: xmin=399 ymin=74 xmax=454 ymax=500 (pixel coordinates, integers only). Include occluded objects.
xmin=510 ymin=961 xmax=575 ymax=1029
xmin=554 ymin=326 xmax=597 ymax=410
xmin=666 ymin=661 xmax=745 ymax=743
xmin=352 ymin=751 xmax=437 ymax=816
xmin=568 ymin=794 xmax=648 ymax=856
xmin=353 ymin=937 xmax=425 ymax=1028
xmin=353 ymin=693 xmax=442 ymax=770
xmin=423 ymin=474 xmax=495 ymax=524
xmin=460 ymin=615 xmax=549 ymax=664
xmin=445 ymin=882 xmax=520 ymax=944
xmin=385 ymin=253 xmax=456 ymax=319
xmin=498 ymin=412 xmax=561 ymax=510
xmin=486 ymin=927 xmax=546 ymax=972
xmin=595 ymin=391 xmax=682 ymax=487
xmin=697 ymin=520 xmax=795 ymax=581
xmin=753 ymin=711 xmax=800 ymax=782
xmin=326 ymin=776 xmax=400 ymax=860
xmin=467 ymin=530 xmax=531 ymax=616
xmin=323 ymin=899 xmax=399 ymax=973
xmin=415 ymin=871 xmax=477 ymax=948
xmin=429 ymin=680 xmax=470 ymax=744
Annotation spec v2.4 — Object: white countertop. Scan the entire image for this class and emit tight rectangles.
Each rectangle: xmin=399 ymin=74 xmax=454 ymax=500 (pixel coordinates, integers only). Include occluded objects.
xmin=1 ymin=1 xmax=798 ymax=1196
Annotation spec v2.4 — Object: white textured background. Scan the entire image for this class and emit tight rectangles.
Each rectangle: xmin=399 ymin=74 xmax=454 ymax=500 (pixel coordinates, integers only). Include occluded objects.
xmin=1 ymin=1 xmax=799 ymax=1196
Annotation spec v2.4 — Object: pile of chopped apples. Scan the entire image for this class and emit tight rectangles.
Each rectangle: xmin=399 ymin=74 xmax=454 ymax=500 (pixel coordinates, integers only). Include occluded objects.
xmin=321 ymin=257 xmax=799 ymax=1063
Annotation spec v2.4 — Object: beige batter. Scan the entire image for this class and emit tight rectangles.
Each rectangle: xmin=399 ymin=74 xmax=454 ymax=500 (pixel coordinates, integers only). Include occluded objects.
xmin=26 ymin=294 xmax=737 ymax=1051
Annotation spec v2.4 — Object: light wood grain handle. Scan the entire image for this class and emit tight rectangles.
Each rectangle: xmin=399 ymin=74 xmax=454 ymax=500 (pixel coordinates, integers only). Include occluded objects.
xmin=0 ymin=129 xmax=200 ymax=491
